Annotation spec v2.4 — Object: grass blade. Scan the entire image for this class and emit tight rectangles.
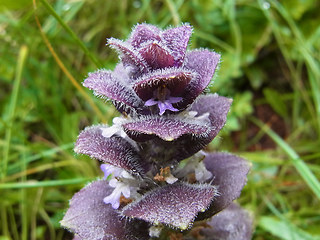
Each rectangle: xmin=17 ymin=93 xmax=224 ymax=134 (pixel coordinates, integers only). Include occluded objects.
xmin=260 ymin=197 xmax=320 ymax=240
xmin=0 ymin=178 xmax=93 ymax=189
xmin=1 ymin=45 xmax=28 ymax=179
xmin=251 ymin=117 xmax=320 ymax=199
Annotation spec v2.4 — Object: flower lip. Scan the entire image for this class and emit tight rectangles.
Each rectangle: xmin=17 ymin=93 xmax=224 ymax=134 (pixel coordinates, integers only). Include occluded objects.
xmin=103 ymin=179 xmax=132 ymax=209
xmin=144 ymin=87 xmax=183 ymax=115
xmin=101 ymin=164 xmax=123 ymax=179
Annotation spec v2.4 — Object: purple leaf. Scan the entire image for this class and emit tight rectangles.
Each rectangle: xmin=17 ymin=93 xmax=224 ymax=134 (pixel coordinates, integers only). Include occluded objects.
xmin=75 ymin=125 xmax=147 ymax=175
xmin=196 ymin=152 xmax=250 ymax=220
xmin=133 ymin=68 xmax=193 ymax=101
xmin=129 ymin=23 xmax=161 ymax=49
xmin=184 ymin=50 xmax=220 ymax=90
xmin=177 ymin=50 xmax=220 ymax=109
xmin=161 ymin=24 xmax=192 ymax=66
xmin=61 ymin=181 xmax=149 ymax=240
xmin=190 ymin=94 xmax=232 ymax=124
xmin=122 ymin=182 xmax=218 ymax=230
xmin=139 ymin=42 xmax=175 ymax=69
xmin=108 ymin=38 xmax=149 ymax=74
xmin=129 ymin=23 xmax=192 ymax=68
xmin=124 ymin=96 xmax=231 ymax=164
xmin=200 ymin=203 xmax=253 ymax=240
xmin=123 ymin=117 xmax=210 ymax=142
xmin=83 ymin=68 xmax=149 ymax=115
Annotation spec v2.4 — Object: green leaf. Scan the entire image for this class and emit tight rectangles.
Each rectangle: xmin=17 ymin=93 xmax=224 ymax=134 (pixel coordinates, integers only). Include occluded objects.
xmin=259 ymin=216 xmax=320 ymax=240
xmin=263 ymin=88 xmax=289 ymax=118
xmin=245 ymin=66 xmax=266 ymax=90
xmin=232 ymin=91 xmax=254 ymax=118
xmin=282 ymin=0 xmax=315 ymax=20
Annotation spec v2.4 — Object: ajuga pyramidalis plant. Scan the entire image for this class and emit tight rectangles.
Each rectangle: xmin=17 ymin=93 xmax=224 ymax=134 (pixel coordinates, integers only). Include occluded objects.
xmin=61 ymin=23 xmax=253 ymax=240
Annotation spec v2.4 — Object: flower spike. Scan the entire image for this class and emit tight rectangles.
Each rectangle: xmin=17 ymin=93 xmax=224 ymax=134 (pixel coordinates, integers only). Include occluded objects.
xmin=63 ymin=23 xmax=252 ymax=240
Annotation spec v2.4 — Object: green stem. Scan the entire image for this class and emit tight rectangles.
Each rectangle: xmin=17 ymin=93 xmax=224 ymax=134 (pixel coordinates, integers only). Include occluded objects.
xmin=39 ymin=0 xmax=103 ymax=68
xmin=165 ymin=0 xmax=181 ymax=26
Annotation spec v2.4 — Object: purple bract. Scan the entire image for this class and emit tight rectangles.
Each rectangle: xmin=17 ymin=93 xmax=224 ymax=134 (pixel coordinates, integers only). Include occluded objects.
xmin=83 ymin=23 xmax=220 ymax=116
xmin=61 ymin=23 xmax=252 ymax=240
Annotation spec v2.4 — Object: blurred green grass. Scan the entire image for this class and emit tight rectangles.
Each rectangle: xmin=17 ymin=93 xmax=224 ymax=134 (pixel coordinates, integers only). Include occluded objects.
xmin=1 ymin=0 xmax=320 ymax=239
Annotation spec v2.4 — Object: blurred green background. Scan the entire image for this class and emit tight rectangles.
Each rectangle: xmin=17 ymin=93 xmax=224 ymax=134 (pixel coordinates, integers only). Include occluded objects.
xmin=1 ymin=0 xmax=320 ymax=239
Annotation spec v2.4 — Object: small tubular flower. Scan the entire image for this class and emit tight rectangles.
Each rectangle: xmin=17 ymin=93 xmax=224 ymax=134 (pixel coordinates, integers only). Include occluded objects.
xmin=175 ymin=152 xmax=213 ymax=182
xmin=100 ymin=117 xmax=128 ymax=138
xmin=103 ymin=179 xmax=131 ymax=209
xmin=103 ymin=168 xmax=139 ymax=209
xmin=100 ymin=164 xmax=123 ymax=179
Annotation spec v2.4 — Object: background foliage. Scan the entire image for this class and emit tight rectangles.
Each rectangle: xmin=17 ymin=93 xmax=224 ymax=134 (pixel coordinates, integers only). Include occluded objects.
xmin=1 ymin=0 xmax=320 ymax=239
